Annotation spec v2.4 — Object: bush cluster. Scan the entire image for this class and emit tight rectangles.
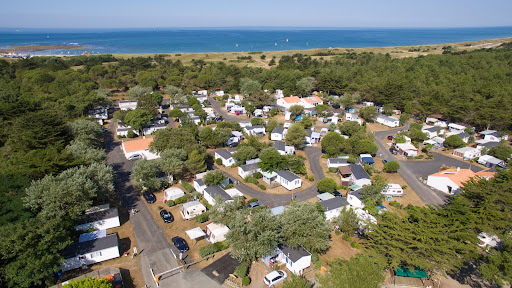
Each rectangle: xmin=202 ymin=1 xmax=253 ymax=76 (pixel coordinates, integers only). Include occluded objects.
xmin=175 ymin=194 xmax=193 ymax=205
xmin=258 ymin=184 xmax=266 ymax=190
xmin=166 ymin=200 xmax=175 ymax=207
xmin=308 ymin=175 xmax=315 ymax=182
xmin=195 ymin=212 xmax=209 ymax=223
xmin=253 ymin=172 xmax=263 ymax=179
xmin=242 ymin=277 xmax=251 ymax=286
xmin=198 ymin=241 xmax=229 ymax=258
xmin=342 ymin=235 xmax=352 ymax=242
xmin=182 ymin=182 xmax=195 ymax=193
xmin=244 ymin=175 xmax=259 ymax=185
xmin=235 ymin=264 xmax=249 ymax=278
xmin=215 ymin=158 xmax=223 ymax=165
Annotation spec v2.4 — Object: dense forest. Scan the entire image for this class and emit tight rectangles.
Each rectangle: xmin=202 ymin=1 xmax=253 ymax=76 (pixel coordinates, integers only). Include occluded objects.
xmin=1 ymin=43 xmax=512 ymax=287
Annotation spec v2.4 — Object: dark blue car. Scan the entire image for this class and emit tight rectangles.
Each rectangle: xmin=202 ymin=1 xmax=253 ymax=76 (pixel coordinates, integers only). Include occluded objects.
xmin=172 ymin=236 xmax=189 ymax=253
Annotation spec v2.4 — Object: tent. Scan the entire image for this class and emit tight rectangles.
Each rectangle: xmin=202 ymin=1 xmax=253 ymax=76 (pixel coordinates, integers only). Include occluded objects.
xmin=185 ymin=227 xmax=206 ymax=244
xmin=395 ymin=267 xmax=428 ymax=278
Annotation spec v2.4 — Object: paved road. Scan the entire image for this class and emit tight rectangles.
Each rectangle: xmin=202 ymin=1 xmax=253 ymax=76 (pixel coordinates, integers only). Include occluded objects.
xmin=105 ymin=119 xmax=219 ymax=288
xmin=215 ymin=147 xmax=325 ymax=207
xmin=208 ymin=97 xmax=250 ymax=123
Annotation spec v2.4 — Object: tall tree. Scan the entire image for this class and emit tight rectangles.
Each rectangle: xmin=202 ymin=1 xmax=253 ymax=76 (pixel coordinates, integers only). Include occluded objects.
xmin=203 ymin=170 xmax=226 ymax=186
xmin=126 ymin=85 xmax=152 ymax=98
xmin=296 ymin=77 xmax=316 ymax=95
xmin=279 ymin=202 xmax=332 ymax=253
xmin=321 ymin=132 xmax=345 ymax=156
xmin=150 ymin=127 xmax=200 ymax=154
xmin=233 ymin=146 xmax=258 ymax=165
xmin=240 ymin=78 xmax=262 ymax=96
xmin=258 ymin=147 xmax=288 ymax=172
xmin=186 ymin=150 xmax=207 ymax=174
xmin=124 ymin=109 xmax=152 ymax=133
xmin=158 ymin=148 xmax=187 ymax=181
xmin=130 ymin=159 xmax=160 ymax=191
xmin=285 ymin=123 xmax=307 ymax=149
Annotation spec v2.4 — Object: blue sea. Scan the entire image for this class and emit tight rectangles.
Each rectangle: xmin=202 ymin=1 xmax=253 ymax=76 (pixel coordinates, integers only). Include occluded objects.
xmin=1 ymin=27 xmax=512 ymax=55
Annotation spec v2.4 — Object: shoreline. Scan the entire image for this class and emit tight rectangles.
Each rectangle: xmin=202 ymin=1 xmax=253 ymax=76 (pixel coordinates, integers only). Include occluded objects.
xmin=3 ymin=37 xmax=511 ymax=65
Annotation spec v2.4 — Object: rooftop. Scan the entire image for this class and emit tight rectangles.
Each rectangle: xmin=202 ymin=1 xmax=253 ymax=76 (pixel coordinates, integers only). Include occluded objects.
xmin=272 ymin=126 xmax=285 ymax=134
xmin=204 ymin=185 xmax=231 ymax=201
xmin=303 ymin=96 xmax=322 ymax=103
xmin=320 ymin=197 xmax=348 ymax=211
xmin=122 ymin=137 xmax=153 ymax=153
xmin=349 ymin=164 xmax=370 ymax=180
xmin=77 ymin=208 xmax=119 ymax=225
xmin=276 ymin=170 xmax=301 ymax=182
xmin=428 ymin=169 xmax=479 ymax=187
xmin=278 ymin=244 xmax=311 ymax=262
xmin=61 ymin=234 xmax=118 ymax=259
xmin=215 ymin=149 xmax=233 ymax=160
xmin=282 ymin=96 xmax=302 ymax=104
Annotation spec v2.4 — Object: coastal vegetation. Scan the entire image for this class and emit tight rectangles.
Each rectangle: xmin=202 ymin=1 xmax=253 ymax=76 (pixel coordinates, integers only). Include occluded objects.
xmin=0 ymin=39 xmax=512 ymax=286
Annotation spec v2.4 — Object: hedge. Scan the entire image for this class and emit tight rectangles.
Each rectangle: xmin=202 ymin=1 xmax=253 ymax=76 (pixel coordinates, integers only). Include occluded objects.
xmin=253 ymin=172 xmax=263 ymax=179
xmin=247 ymin=198 xmax=258 ymax=204
xmin=215 ymin=158 xmax=223 ymax=165
xmin=182 ymin=182 xmax=195 ymax=193
xmin=242 ymin=277 xmax=251 ymax=286
xmin=195 ymin=212 xmax=209 ymax=223
xmin=235 ymin=264 xmax=249 ymax=278
xmin=258 ymin=184 xmax=266 ymax=190
xmin=166 ymin=200 xmax=175 ymax=207
xmin=175 ymin=194 xmax=193 ymax=205
xmin=198 ymin=241 xmax=229 ymax=258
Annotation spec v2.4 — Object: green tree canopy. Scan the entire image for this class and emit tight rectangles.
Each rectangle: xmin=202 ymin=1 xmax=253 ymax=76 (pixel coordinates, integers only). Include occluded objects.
xmin=150 ymin=127 xmax=200 ymax=154
xmin=233 ymin=146 xmax=258 ymax=165
xmin=338 ymin=121 xmax=365 ymax=137
xmin=383 ymin=161 xmax=400 ymax=173
xmin=296 ymin=77 xmax=316 ymax=95
xmin=285 ymin=123 xmax=307 ymax=149
xmin=199 ymin=127 xmax=231 ymax=148
xmin=359 ymin=175 xmax=388 ymax=208
xmin=488 ymin=144 xmax=512 ymax=161
xmin=240 ymin=78 xmax=262 ymax=96
xmin=316 ymin=178 xmax=337 ymax=194
xmin=169 ymin=107 xmax=184 ymax=119
xmin=278 ymin=202 xmax=331 ymax=253
xmin=317 ymin=254 xmax=385 ymax=288
xmin=126 ymin=85 xmax=152 ymax=98
xmin=124 ymin=109 xmax=152 ymax=132
xmin=288 ymin=105 xmax=304 ymax=116
xmin=258 ymin=147 xmax=288 ymax=172
xmin=445 ymin=135 xmax=465 ymax=149
xmin=66 ymin=119 xmax=103 ymax=148
xmin=321 ymin=132 xmax=345 ymax=156
xmin=130 ymin=159 xmax=160 ymax=191
xmin=186 ymin=150 xmax=207 ymax=174
xmin=158 ymin=148 xmax=187 ymax=180
xmin=358 ymin=106 xmax=377 ymax=122
xmin=332 ymin=207 xmax=359 ymax=235
xmin=203 ymin=170 xmax=226 ymax=186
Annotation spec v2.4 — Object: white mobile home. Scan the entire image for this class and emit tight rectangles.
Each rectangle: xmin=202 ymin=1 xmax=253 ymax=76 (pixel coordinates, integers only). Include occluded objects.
xmin=164 ymin=187 xmax=186 ymax=202
xmin=205 ymin=222 xmax=230 ymax=243
xmin=215 ymin=149 xmax=234 ymax=167
xmin=320 ymin=197 xmax=348 ymax=221
xmin=238 ymin=161 xmax=262 ymax=178
xmin=179 ymin=201 xmax=207 ymax=220
xmin=271 ymin=126 xmax=286 ymax=141
xmin=60 ymin=234 xmax=120 ymax=272
xmin=118 ymin=100 xmax=137 ymax=111
xmin=381 ymin=184 xmax=404 ymax=197
xmin=262 ymin=245 xmax=311 ymax=275
xmin=75 ymin=208 xmax=120 ymax=231
xmin=376 ymin=115 xmax=400 ymax=128
xmin=276 ymin=170 xmax=302 ymax=190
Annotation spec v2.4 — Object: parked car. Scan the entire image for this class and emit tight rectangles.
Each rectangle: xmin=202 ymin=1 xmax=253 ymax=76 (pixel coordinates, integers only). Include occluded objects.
xmin=172 ymin=236 xmax=189 ymax=253
xmin=143 ymin=191 xmax=156 ymax=204
xmin=387 ymin=135 xmax=394 ymax=140
xmin=246 ymin=202 xmax=264 ymax=208
xmin=263 ymin=270 xmax=287 ymax=287
xmin=382 ymin=159 xmax=390 ymax=164
xmin=160 ymin=210 xmax=174 ymax=223
xmin=216 ymin=116 xmax=224 ymax=122
xmin=389 ymin=147 xmax=398 ymax=155
xmin=128 ymin=154 xmax=142 ymax=161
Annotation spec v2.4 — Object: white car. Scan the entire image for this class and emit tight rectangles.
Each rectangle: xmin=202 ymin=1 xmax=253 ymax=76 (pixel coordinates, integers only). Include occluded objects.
xmin=263 ymin=270 xmax=287 ymax=287
xmin=127 ymin=154 xmax=142 ymax=161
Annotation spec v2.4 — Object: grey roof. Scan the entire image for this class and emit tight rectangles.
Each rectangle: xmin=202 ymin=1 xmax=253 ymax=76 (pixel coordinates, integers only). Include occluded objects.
xmin=61 ymin=234 xmax=118 ymax=259
xmin=349 ymin=164 xmax=370 ymax=180
xmin=349 ymin=191 xmax=363 ymax=200
xmin=272 ymin=126 xmax=285 ymax=134
xmin=77 ymin=208 xmax=119 ymax=225
xmin=305 ymin=129 xmax=313 ymax=138
xmin=479 ymin=130 xmax=497 ymax=136
xmin=247 ymin=125 xmax=265 ymax=130
xmin=194 ymin=178 xmax=204 ymax=187
xmin=458 ymin=132 xmax=471 ymax=139
xmin=278 ymin=244 xmax=311 ymax=262
xmin=320 ymin=197 xmax=348 ymax=212
xmin=117 ymin=127 xmax=135 ymax=132
xmin=479 ymin=141 xmax=501 ymax=148
xmin=328 ymin=158 xmax=348 ymax=165
xmin=377 ymin=114 xmax=399 ymax=122
xmin=422 ymin=126 xmax=439 ymax=133
xmin=276 ymin=170 xmax=301 ymax=182
xmin=204 ymin=185 xmax=231 ymax=201
xmin=273 ymin=141 xmax=285 ymax=151
xmin=270 ymin=206 xmax=285 ymax=216
xmin=239 ymin=162 xmax=261 ymax=172
xmin=486 ymin=156 xmax=504 ymax=165
xmin=182 ymin=200 xmax=204 ymax=209
xmin=215 ymin=149 xmax=233 ymax=160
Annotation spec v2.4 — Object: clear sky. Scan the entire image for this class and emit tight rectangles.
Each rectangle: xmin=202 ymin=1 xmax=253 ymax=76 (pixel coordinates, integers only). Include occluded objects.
xmin=1 ymin=0 xmax=511 ymax=28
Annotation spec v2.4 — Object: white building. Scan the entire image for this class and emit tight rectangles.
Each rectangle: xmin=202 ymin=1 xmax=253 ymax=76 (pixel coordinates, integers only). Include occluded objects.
xmin=75 ymin=208 xmax=120 ymax=231
xmin=205 ymin=222 xmax=230 ymax=243
xmin=271 ymin=126 xmax=286 ymax=141
xmin=262 ymin=245 xmax=311 ymax=275
xmin=347 ymin=191 xmax=365 ymax=209
xmin=203 ymin=185 xmax=232 ymax=206
xmin=320 ymin=197 xmax=348 ymax=221
xmin=215 ymin=149 xmax=234 ymax=167
xmin=244 ymin=125 xmax=266 ymax=136
xmin=479 ymin=130 xmax=508 ymax=142
xmin=60 ymin=234 xmax=120 ymax=272
xmin=448 ymin=123 xmax=467 ymax=133
xmin=453 ymin=147 xmax=481 ymax=160
xmin=327 ymin=157 xmax=349 ymax=168
xmin=376 ymin=115 xmax=400 ymax=127
xmin=142 ymin=124 xmax=167 ymax=135
xmin=276 ymin=170 xmax=302 ymax=190
xmin=121 ymin=137 xmax=160 ymax=160
xmin=275 ymin=89 xmax=284 ymax=99
xmin=116 ymin=122 xmax=139 ymax=137
xmin=164 ymin=187 xmax=185 ymax=202
xmin=381 ymin=184 xmax=404 ymax=197
xmin=276 ymin=96 xmax=323 ymax=109
xmin=426 ymin=168 xmax=484 ymax=194
xmin=212 ymin=90 xmax=224 ymax=97
xmin=118 ymin=100 xmax=137 ymax=111
xmin=395 ymin=142 xmax=418 ymax=157
xmin=422 ymin=125 xmax=443 ymax=139
xmin=345 ymin=113 xmax=363 ymax=125
xmin=348 ymin=164 xmax=372 ymax=188
xmin=478 ymin=232 xmax=501 ymax=249
xmin=363 ymin=101 xmax=374 ymax=107
xmin=305 ymin=129 xmax=321 ymax=146
xmin=179 ymin=201 xmax=207 ymax=220
xmin=273 ymin=141 xmax=295 ymax=155
xmin=238 ymin=161 xmax=262 ymax=178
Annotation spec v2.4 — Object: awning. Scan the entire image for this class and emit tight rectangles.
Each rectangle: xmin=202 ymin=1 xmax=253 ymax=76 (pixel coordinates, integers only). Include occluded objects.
xmin=186 ymin=227 xmax=206 ymax=240
xmin=395 ymin=267 xmax=428 ymax=278
xmin=348 ymin=185 xmax=361 ymax=191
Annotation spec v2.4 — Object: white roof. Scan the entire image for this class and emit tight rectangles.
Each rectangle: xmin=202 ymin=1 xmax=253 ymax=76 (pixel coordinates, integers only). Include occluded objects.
xmin=164 ymin=187 xmax=185 ymax=198
xmin=225 ymin=188 xmax=244 ymax=198
xmin=387 ymin=184 xmax=402 ymax=189
xmin=454 ymin=147 xmax=478 ymax=153
xmin=449 ymin=123 xmax=467 ymax=130
xmin=396 ymin=143 xmax=418 ymax=151
xmin=186 ymin=227 xmax=206 ymax=240
xmin=206 ymin=222 xmax=230 ymax=236
xmin=79 ymin=229 xmax=107 ymax=243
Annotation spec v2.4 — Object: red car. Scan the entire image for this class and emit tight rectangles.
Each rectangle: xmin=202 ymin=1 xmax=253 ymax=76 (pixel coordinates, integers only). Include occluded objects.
xmin=387 ymin=135 xmax=394 ymax=140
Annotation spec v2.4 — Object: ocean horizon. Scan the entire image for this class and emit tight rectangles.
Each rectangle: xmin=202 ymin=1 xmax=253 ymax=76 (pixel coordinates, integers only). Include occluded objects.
xmin=1 ymin=26 xmax=512 ymax=55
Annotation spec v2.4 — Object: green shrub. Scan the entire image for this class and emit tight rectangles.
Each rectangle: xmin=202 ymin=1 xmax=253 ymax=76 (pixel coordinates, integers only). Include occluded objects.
xmin=196 ymin=212 xmax=209 ymax=223
xmin=247 ymin=198 xmax=258 ymax=204
xmin=166 ymin=200 xmax=175 ymax=207
xmin=127 ymin=130 xmax=137 ymax=138
xmin=182 ymin=182 xmax=195 ymax=193
xmin=315 ymin=262 xmax=322 ymax=270
xmin=342 ymin=235 xmax=352 ymax=242
xmin=258 ymin=184 xmax=266 ymax=190
xmin=175 ymin=53 xmax=182 ymax=56
xmin=198 ymin=241 xmax=228 ymax=258
xmin=321 ymin=154 xmax=329 ymax=158
xmin=328 ymin=167 xmax=338 ymax=173
xmin=253 ymin=172 xmax=263 ymax=179
xmin=351 ymin=242 xmax=361 ymax=249
xmin=389 ymin=201 xmax=396 ymax=206
xmin=157 ymin=205 xmax=163 ymax=210
xmin=311 ymin=252 xmax=319 ymax=263
xmin=308 ymin=175 xmax=315 ymax=182
xmin=244 ymin=176 xmax=259 ymax=185
xmin=335 ymin=229 xmax=341 ymax=235
xmin=175 ymin=194 xmax=193 ymax=205
xmin=224 ymin=183 xmax=233 ymax=189
xmin=160 ymin=181 xmax=170 ymax=189
xmin=242 ymin=277 xmax=251 ymax=286
xmin=235 ymin=264 xmax=249 ymax=278
xmin=402 ymin=185 xmax=408 ymax=190
xmin=215 ymin=158 xmax=223 ymax=165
